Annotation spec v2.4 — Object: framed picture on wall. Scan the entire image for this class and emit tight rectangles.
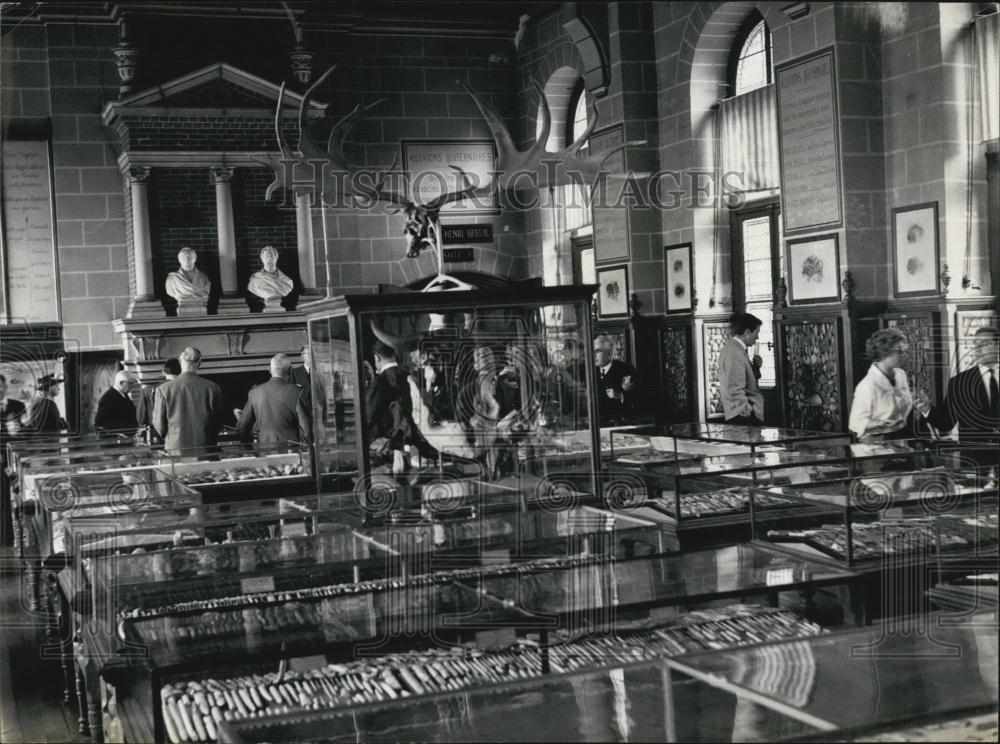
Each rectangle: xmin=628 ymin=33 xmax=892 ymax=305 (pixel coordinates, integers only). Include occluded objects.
xmin=892 ymin=202 xmax=939 ymax=297
xmin=597 ymin=266 xmax=629 ymax=319
xmin=663 ymin=242 xmax=693 ymax=312
xmin=785 ymin=233 xmax=840 ymax=304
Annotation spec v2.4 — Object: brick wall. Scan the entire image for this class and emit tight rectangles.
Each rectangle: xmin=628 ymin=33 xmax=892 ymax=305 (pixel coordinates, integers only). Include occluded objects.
xmin=231 ymin=168 xmax=300 ymax=292
xmin=45 ymin=23 xmax=129 ymax=349
xmin=834 ymin=4 xmax=889 ymax=301
xmin=301 ymin=30 xmax=529 ymax=294
xmin=883 ymin=3 xmax=991 ymax=298
xmin=148 ymin=167 xmax=219 ymax=305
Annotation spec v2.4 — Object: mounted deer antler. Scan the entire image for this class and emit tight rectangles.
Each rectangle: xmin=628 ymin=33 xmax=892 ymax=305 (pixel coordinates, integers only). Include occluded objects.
xmin=252 ymin=65 xmax=387 ymax=205
xmin=461 ymin=79 xmax=646 ymax=192
xmin=373 ymin=162 xmax=479 ymax=260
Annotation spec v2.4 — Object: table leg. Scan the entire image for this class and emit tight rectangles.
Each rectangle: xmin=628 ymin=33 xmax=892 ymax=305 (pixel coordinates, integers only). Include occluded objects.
xmin=85 ymin=660 xmax=104 ymax=743
xmin=59 ymin=598 xmax=74 ymax=703
xmin=74 ymin=661 xmax=91 ymax=737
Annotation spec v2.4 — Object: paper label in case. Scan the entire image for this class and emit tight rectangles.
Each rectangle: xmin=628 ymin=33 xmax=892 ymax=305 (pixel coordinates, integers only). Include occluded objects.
xmin=475 ymin=627 xmax=516 ymax=650
xmin=289 ymin=654 xmax=327 ymax=672
xmin=240 ymin=575 xmax=276 ymax=594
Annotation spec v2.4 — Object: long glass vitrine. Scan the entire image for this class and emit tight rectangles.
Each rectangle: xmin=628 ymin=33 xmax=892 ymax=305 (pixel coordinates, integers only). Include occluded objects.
xmin=304 ymin=286 xmax=602 ymax=502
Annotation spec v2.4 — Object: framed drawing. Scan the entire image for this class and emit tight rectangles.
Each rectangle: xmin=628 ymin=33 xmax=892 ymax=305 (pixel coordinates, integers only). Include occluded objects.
xmin=597 ymin=265 xmax=629 ymax=319
xmin=663 ymin=242 xmax=693 ymax=313
xmin=892 ymin=202 xmax=939 ymax=297
xmin=785 ymin=233 xmax=840 ymax=304
xmin=400 ymin=139 xmax=499 ymax=215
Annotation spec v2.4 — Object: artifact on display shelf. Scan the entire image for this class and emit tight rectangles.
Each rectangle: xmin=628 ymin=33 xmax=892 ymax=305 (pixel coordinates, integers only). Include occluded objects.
xmin=165 ymin=247 xmax=212 ymax=314
xmin=246 ymin=245 xmax=294 ymax=312
xmin=647 ymin=486 xmax=800 ymax=519
xmin=159 ymin=606 xmax=823 ymax=744
xmin=767 ymin=514 xmax=999 ymax=564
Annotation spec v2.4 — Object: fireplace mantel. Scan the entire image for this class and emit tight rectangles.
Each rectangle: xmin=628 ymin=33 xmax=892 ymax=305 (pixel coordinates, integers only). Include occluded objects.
xmin=112 ymin=312 xmax=307 ymax=383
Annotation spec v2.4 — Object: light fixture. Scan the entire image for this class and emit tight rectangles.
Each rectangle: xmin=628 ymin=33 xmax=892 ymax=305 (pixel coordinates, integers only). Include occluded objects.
xmin=112 ymin=19 xmax=138 ymax=98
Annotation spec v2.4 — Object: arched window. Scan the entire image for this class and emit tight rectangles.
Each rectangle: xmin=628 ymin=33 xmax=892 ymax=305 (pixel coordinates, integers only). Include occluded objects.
xmin=731 ymin=15 xmax=772 ymax=96
xmin=564 ymin=80 xmax=592 ymax=232
xmin=725 ymin=12 xmax=780 ymax=392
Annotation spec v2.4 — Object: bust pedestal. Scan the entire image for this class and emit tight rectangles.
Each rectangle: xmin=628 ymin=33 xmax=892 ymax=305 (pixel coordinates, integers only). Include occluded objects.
xmin=175 ymin=297 xmax=209 ymax=316
xmin=261 ymin=297 xmax=284 ymax=313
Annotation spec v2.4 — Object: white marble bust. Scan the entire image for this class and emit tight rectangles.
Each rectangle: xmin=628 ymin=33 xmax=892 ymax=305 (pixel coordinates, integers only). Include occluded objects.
xmin=247 ymin=245 xmax=294 ymax=310
xmin=165 ymin=247 xmax=211 ymax=313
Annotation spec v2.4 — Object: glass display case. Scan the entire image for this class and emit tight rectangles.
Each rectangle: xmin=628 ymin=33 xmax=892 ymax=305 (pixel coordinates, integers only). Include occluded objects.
xmin=30 ymin=470 xmax=200 ymax=559
xmin=669 ymin=611 xmax=998 ymax=740
xmin=609 ymin=441 xmax=938 ymax=532
xmin=752 ymin=459 xmax=999 ymax=568
xmin=212 ymin=612 xmax=996 ymax=744
xmin=618 ymin=423 xmax=852 ymax=459
xmin=467 ymin=543 xmax=856 ymax=638
xmin=211 ymin=653 xmax=824 ymax=743
xmin=164 ymin=441 xmax=312 ymax=498
xmin=97 ymin=544 xmax=849 ymax=744
xmin=305 ymin=286 xmax=601 ymax=503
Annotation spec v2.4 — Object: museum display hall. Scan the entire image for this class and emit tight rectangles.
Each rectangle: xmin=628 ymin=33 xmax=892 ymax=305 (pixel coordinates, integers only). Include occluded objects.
xmin=0 ymin=1 xmax=997 ymax=742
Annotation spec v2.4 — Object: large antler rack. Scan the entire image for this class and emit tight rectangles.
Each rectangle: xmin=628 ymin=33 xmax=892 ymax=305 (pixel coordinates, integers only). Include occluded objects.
xmin=461 ymin=78 xmax=647 ymax=193
xmin=252 ymin=65 xmax=389 ymax=205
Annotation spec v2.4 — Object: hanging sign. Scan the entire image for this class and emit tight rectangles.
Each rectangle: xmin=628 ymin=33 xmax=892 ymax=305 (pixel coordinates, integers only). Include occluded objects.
xmin=441 ymin=224 xmax=493 ymax=244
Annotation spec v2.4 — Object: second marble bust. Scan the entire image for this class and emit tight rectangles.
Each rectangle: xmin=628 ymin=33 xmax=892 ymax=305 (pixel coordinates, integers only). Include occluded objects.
xmin=248 ymin=245 xmax=294 ymax=311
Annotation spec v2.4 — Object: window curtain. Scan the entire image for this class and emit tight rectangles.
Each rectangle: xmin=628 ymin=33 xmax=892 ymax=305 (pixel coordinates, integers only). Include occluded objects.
xmin=719 ymin=83 xmax=780 ymax=192
xmin=975 ymin=9 xmax=999 ymax=143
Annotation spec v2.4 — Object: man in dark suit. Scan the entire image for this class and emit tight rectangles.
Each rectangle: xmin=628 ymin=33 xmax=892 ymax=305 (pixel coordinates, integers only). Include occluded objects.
xmin=366 ymin=342 xmax=413 ymax=447
xmin=0 ymin=374 xmax=27 ymax=545
xmin=594 ymin=335 xmax=637 ymax=421
xmin=236 ymin=354 xmax=311 ymax=445
xmin=152 ymin=347 xmax=224 ymax=454
xmin=916 ymin=326 xmax=1000 ymax=444
xmin=94 ymin=370 xmax=139 ymax=437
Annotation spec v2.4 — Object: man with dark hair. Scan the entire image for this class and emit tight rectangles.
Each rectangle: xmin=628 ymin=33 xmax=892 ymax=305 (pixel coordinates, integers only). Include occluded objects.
xmin=915 ymin=326 xmax=1000 ymax=444
xmin=152 ymin=347 xmax=224 ymax=454
xmin=366 ymin=342 xmax=413 ymax=469
xmin=719 ymin=312 xmax=765 ymax=425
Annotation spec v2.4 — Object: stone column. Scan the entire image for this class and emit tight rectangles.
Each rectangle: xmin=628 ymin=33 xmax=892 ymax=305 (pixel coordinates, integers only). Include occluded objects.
xmin=295 ymin=190 xmax=317 ymax=292
xmin=126 ymin=167 xmax=160 ymax=318
xmin=212 ymin=167 xmax=244 ymax=312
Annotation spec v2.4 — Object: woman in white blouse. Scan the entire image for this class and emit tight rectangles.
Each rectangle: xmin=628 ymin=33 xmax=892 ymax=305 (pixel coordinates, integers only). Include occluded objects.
xmin=849 ymin=328 xmax=913 ymax=441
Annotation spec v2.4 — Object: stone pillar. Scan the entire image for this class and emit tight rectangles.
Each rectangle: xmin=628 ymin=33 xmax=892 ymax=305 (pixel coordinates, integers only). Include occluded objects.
xmin=212 ymin=167 xmax=245 ymax=312
xmin=295 ymin=191 xmax=317 ymax=292
xmin=126 ymin=167 xmax=160 ymax=318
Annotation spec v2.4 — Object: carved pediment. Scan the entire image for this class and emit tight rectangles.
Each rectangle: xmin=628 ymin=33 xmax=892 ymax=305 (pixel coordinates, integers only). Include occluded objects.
xmin=158 ymin=78 xmax=276 ymax=109
xmin=102 ymin=62 xmax=326 ymax=123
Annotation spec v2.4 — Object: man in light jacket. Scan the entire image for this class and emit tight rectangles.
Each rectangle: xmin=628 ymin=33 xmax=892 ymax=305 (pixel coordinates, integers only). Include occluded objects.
xmin=718 ymin=313 xmax=765 ymax=425
xmin=152 ymin=347 xmax=224 ymax=454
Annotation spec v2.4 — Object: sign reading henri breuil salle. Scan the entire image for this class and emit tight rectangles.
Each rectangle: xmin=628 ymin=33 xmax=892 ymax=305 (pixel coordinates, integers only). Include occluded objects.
xmin=776 ymin=49 xmax=843 ymax=234
xmin=441 ymin=224 xmax=494 ymax=244
xmin=401 ymin=139 xmax=498 ymax=215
